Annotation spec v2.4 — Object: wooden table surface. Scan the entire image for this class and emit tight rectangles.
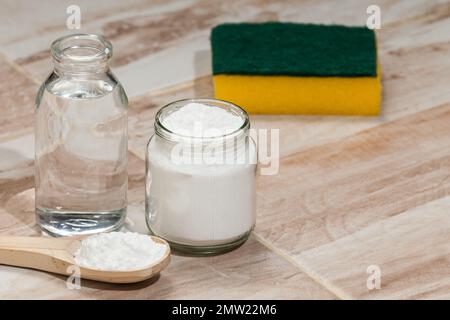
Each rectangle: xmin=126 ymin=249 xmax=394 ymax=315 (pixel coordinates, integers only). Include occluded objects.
xmin=0 ymin=0 xmax=449 ymax=299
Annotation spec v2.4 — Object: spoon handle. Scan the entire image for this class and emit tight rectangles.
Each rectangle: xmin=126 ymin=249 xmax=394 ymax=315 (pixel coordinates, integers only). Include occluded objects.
xmin=0 ymin=236 xmax=73 ymax=250
xmin=0 ymin=236 xmax=76 ymax=276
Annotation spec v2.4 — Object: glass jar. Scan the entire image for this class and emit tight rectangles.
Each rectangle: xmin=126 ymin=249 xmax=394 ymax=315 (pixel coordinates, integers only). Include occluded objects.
xmin=35 ymin=34 xmax=128 ymax=236
xmin=145 ymin=99 xmax=257 ymax=255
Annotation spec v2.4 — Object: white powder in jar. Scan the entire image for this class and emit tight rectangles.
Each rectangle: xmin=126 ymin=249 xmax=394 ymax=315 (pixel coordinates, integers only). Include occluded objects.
xmin=161 ymin=102 xmax=244 ymax=137
xmin=146 ymin=100 xmax=257 ymax=248
xmin=74 ymin=232 xmax=167 ymax=271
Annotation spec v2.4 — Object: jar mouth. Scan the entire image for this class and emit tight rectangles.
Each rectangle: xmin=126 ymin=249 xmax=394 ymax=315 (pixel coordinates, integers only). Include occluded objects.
xmin=154 ymin=98 xmax=250 ymax=143
xmin=51 ymin=34 xmax=112 ymax=66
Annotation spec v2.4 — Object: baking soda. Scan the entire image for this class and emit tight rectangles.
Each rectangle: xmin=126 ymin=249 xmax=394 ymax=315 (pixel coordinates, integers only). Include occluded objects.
xmin=146 ymin=101 xmax=256 ymax=247
xmin=161 ymin=102 xmax=244 ymax=137
xmin=74 ymin=232 xmax=167 ymax=271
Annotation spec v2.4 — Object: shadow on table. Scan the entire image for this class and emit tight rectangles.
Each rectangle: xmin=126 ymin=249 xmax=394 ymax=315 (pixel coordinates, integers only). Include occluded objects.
xmin=52 ymin=273 xmax=161 ymax=291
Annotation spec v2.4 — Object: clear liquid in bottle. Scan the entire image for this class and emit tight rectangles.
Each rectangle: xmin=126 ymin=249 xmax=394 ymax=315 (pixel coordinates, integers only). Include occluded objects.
xmin=35 ymin=34 xmax=128 ymax=236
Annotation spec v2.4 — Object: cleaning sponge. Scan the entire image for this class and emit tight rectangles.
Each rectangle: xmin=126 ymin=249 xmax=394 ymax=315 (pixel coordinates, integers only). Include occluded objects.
xmin=211 ymin=22 xmax=381 ymax=115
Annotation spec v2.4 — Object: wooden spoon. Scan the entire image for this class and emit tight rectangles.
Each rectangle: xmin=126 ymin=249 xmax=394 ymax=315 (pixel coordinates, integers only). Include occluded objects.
xmin=0 ymin=235 xmax=171 ymax=284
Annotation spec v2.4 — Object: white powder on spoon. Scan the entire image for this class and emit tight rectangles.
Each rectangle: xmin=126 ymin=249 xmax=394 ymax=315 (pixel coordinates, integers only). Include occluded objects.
xmin=74 ymin=232 xmax=167 ymax=271
xmin=161 ymin=102 xmax=244 ymax=137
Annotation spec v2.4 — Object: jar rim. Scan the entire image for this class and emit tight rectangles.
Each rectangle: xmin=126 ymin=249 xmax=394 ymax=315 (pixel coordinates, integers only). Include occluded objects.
xmin=154 ymin=98 xmax=250 ymax=143
xmin=51 ymin=33 xmax=112 ymax=65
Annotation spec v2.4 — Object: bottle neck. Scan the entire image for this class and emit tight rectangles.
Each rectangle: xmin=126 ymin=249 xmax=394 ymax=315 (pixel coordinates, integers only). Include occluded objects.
xmin=51 ymin=34 xmax=113 ymax=78
xmin=53 ymin=60 xmax=110 ymax=78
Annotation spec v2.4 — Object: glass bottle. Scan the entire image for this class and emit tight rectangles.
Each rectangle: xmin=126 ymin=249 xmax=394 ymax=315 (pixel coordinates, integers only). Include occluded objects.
xmin=35 ymin=34 xmax=128 ymax=236
xmin=145 ymin=99 xmax=257 ymax=255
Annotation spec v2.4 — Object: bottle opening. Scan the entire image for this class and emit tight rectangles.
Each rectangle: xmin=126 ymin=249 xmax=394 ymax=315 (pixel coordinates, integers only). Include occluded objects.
xmin=51 ymin=34 xmax=112 ymax=69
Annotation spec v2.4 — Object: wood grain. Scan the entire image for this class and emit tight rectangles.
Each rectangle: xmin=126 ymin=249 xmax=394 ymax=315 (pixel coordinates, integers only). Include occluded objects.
xmin=298 ymin=197 xmax=450 ymax=299
xmin=255 ymin=104 xmax=450 ymax=298
xmin=0 ymin=54 xmax=37 ymax=141
xmin=0 ymin=0 xmax=449 ymax=299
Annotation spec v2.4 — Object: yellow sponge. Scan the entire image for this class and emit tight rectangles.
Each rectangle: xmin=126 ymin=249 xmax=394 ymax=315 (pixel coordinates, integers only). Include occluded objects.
xmin=214 ymin=64 xmax=381 ymax=115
